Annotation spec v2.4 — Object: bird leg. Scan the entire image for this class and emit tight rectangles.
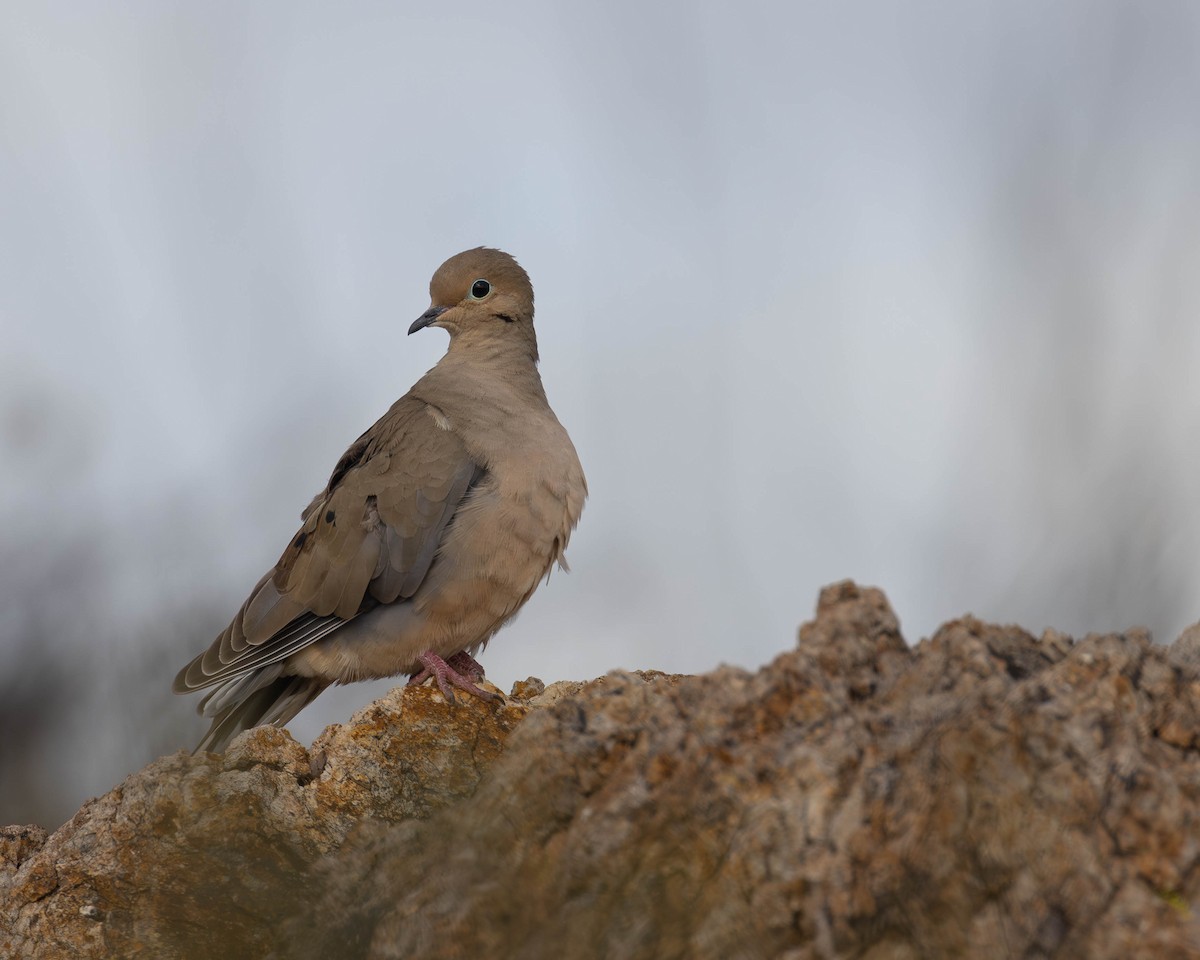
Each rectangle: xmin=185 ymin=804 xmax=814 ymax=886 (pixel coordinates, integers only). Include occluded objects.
xmin=446 ymin=650 xmax=486 ymax=682
xmin=408 ymin=651 xmax=501 ymax=704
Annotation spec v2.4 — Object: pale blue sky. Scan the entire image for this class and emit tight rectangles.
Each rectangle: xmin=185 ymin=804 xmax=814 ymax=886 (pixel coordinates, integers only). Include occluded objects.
xmin=3 ymin=0 xmax=1199 ymax=824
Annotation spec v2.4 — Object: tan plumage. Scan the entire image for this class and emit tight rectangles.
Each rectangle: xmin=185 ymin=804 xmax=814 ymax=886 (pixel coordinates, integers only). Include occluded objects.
xmin=174 ymin=248 xmax=586 ymax=752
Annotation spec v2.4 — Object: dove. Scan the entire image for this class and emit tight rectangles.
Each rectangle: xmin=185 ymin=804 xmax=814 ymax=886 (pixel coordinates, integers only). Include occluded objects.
xmin=174 ymin=248 xmax=586 ymax=752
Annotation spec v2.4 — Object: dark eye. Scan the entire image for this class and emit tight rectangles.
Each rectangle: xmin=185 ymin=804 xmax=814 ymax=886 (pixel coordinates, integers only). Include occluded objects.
xmin=470 ymin=279 xmax=491 ymax=300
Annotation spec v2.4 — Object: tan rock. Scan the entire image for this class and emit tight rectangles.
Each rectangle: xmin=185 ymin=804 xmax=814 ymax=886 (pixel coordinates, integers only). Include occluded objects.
xmin=4 ymin=581 xmax=1200 ymax=959
xmin=0 ymin=683 xmax=527 ymax=959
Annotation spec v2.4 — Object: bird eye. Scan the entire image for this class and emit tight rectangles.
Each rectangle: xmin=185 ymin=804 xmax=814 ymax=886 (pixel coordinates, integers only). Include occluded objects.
xmin=470 ymin=279 xmax=491 ymax=300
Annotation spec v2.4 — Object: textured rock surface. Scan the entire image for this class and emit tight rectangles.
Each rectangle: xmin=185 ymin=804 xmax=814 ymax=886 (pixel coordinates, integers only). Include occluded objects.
xmin=5 ymin=581 xmax=1200 ymax=959
xmin=0 ymin=680 xmax=534 ymax=959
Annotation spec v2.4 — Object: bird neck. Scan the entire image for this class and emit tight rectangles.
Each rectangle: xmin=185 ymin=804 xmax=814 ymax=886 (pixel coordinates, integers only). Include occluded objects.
xmin=435 ymin=331 xmax=549 ymax=408
xmin=446 ymin=324 xmax=541 ymax=368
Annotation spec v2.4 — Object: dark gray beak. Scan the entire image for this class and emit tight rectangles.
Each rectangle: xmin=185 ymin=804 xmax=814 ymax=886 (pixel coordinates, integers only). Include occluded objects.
xmin=408 ymin=305 xmax=447 ymax=335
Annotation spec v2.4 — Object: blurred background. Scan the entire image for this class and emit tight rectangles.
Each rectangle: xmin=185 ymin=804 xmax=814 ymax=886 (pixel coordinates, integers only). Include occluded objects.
xmin=3 ymin=0 xmax=1199 ymax=827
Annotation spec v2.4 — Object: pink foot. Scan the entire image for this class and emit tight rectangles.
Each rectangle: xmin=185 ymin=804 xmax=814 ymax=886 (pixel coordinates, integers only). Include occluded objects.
xmin=408 ymin=651 xmax=501 ymax=704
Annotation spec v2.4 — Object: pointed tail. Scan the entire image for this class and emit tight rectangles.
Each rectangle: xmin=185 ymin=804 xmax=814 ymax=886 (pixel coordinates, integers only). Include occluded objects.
xmin=193 ymin=674 xmax=329 ymax=754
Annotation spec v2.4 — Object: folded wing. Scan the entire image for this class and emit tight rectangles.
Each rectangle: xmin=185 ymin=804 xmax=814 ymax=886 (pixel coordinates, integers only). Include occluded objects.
xmin=174 ymin=395 xmax=482 ymax=694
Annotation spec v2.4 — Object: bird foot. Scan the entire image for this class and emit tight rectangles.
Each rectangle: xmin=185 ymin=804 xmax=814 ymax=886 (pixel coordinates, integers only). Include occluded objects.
xmin=408 ymin=651 xmax=501 ymax=704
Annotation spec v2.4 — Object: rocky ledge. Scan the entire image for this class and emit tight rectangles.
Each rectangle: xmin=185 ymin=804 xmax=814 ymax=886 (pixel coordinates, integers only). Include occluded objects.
xmin=3 ymin=581 xmax=1200 ymax=959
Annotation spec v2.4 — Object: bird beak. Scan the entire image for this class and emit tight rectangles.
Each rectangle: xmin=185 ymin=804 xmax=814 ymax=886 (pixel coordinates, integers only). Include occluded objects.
xmin=409 ymin=306 xmax=448 ymax=335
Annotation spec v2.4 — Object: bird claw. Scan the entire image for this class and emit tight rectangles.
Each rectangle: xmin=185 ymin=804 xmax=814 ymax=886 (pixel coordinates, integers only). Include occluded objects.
xmin=408 ymin=651 xmax=502 ymax=704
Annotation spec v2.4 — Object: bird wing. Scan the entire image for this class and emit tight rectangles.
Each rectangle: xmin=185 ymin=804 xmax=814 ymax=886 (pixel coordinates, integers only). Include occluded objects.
xmin=174 ymin=394 xmax=482 ymax=692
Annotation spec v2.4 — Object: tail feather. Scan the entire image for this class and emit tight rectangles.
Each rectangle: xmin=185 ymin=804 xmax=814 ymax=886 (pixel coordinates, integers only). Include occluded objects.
xmin=198 ymin=664 xmax=284 ymax=718
xmin=194 ymin=674 xmax=329 ymax=754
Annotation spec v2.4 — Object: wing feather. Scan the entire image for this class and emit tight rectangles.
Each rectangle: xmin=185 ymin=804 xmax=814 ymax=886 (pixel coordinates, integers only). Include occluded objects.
xmin=174 ymin=395 xmax=482 ymax=694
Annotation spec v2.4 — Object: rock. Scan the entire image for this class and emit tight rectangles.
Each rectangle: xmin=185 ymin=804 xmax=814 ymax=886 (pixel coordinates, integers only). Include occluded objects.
xmin=0 ymin=683 xmax=528 ymax=959
xmin=1170 ymin=621 xmax=1200 ymax=672
xmin=4 ymin=581 xmax=1199 ymax=959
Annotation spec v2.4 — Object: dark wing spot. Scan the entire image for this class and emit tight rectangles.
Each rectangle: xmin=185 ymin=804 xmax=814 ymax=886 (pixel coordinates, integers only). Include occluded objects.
xmin=276 ymin=518 xmax=318 ymax=587
xmin=324 ymin=510 xmax=336 ymax=525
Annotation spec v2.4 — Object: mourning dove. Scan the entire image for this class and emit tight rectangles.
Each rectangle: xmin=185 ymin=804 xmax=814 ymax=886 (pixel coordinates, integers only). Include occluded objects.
xmin=174 ymin=248 xmax=586 ymax=752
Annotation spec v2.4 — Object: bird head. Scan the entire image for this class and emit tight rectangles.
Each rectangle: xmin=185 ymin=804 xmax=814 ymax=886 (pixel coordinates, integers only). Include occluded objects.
xmin=409 ymin=248 xmax=537 ymax=356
